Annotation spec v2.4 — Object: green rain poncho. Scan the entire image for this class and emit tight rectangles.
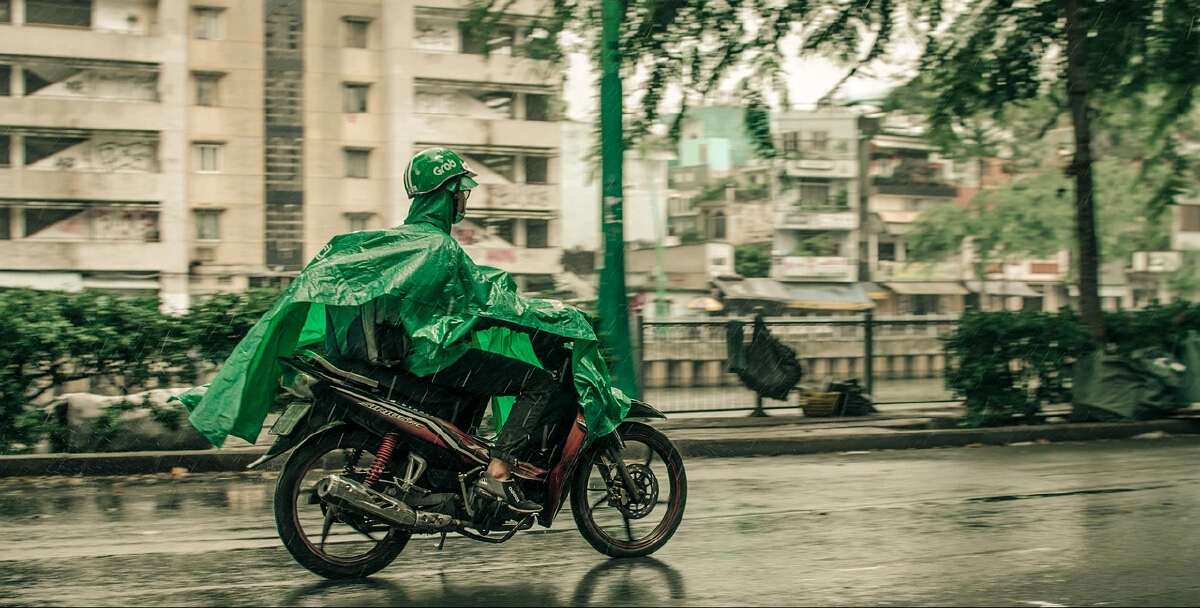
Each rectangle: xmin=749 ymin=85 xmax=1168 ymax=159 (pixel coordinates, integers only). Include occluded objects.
xmin=186 ymin=189 xmax=629 ymax=447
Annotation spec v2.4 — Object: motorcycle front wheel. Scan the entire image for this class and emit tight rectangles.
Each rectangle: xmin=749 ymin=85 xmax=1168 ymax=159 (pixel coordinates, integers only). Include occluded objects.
xmin=571 ymin=421 xmax=687 ymax=558
xmin=274 ymin=427 xmax=411 ymax=579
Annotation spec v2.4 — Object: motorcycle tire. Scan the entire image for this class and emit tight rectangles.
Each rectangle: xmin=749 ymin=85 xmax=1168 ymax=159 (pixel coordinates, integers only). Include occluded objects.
xmin=274 ymin=427 xmax=411 ymax=579
xmin=571 ymin=421 xmax=687 ymax=558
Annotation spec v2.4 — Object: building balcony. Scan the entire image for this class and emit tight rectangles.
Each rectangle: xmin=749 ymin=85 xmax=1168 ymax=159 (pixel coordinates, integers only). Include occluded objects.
xmin=872 ymin=177 xmax=958 ymax=198
xmin=0 ymin=167 xmax=165 ymax=201
xmin=472 ymin=183 xmax=558 ymax=215
xmin=776 ymin=210 xmax=857 ymax=231
xmin=410 ymin=51 xmax=558 ymax=88
xmin=412 ymin=114 xmax=559 ymax=148
xmin=875 ymin=260 xmax=964 ymax=281
xmin=0 ymin=239 xmax=170 ymax=272
xmin=776 ymin=256 xmax=855 ymax=281
xmin=0 ymin=96 xmax=168 ymax=131
xmin=0 ymin=23 xmax=171 ymax=63
xmin=460 ymin=245 xmax=563 ymax=276
xmin=781 ymin=158 xmax=858 ymax=179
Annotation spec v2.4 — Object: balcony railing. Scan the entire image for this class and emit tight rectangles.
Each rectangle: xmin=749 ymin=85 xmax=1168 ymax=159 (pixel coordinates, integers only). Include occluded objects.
xmin=875 ymin=261 xmax=964 ymax=281
xmin=776 ymin=210 xmax=857 ymax=230
xmin=777 ymin=256 xmax=854 ymax=280
xmin=872 ymin=177 xmax=958 ymax=198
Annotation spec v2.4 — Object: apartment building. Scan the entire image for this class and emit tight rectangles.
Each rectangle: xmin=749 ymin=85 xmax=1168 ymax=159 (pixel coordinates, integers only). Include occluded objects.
xmin=0 ymin=0 xmax=190 ymax=309
xmin=0 ymin=0 xmax=564 ymax=304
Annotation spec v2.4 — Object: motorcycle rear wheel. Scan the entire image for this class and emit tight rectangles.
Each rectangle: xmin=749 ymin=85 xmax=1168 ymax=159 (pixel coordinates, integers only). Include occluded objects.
xmin=274 ymin=427 xmax=411 ymax=579
xmin=571 ymin=421 xmax=687 ymax=558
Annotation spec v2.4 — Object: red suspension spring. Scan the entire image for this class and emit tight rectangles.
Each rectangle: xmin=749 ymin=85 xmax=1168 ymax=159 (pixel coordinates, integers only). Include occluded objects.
xmin=364 ymin=434 xmax=398 ymax=489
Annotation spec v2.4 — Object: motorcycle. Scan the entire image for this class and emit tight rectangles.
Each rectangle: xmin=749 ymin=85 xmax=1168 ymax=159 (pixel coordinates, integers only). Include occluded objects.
xmin=246 ymin=350 xmax=688 ymax=579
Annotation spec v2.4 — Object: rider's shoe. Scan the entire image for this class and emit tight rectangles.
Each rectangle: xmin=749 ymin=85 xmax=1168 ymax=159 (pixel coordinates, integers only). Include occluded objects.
xmin=475 ymin=472 xmax=542 ymax=514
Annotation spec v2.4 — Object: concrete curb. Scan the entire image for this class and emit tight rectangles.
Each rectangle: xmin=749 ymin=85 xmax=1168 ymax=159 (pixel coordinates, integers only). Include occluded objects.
xmin=673 ymin=419 xmax=1200 ymax=458
xmin=3 ymin=419 xmax=1199 ymax=478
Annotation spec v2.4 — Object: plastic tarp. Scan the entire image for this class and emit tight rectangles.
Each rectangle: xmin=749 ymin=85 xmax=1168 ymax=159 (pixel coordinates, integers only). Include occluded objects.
xmin=727 ymin=317 xmax=803 ymax=400
xmin=184 ymin=188 xmax=629 ymax=447
xmin=1071 ymin=348 xmax=1183 ymax=421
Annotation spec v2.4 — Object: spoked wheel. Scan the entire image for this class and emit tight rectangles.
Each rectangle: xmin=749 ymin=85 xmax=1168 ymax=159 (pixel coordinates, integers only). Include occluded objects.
xmin=274 ymin=427 xmax=411 ymax=579
xmin=571 ymin=421 xmax=687 ymax=558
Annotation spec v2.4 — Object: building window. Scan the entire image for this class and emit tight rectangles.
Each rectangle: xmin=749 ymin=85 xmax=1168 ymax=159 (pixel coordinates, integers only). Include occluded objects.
xmin=1181 ymin=205 xmax=1200 ymax=232
xmin=343 ymin=17 xmax=369 ymax=48
xmin=782 ymin=132 xmax=800 ymax=154
xmin=878 ymin=242 xmax=897 ymax=262
xmin=0 ymin=65 xmax=9 ymax=97
xmin=27 ymin=0 xmax=92 ymax=28
xmin=908 ymin=294 xmax=940 ymax=315
xmin=344 ymin=148 xmax=370 ymax=178
xmin=195 ymin=72 xmax=221 ymax=107
xmin=525 ymin=94 xmax=551 ymax=121
xmin=0 ymin=135 xmax=8 ymax=167
xmin=471 ymin=154 xmax=515 ymax=182
xmin=491 ymin=219 xmax=515 ymax=244
xmin=193 ymin=143 xmax=223 ymax=173
xmin=526 ymin=220 xmax=548 ymax=248
xmin=194 ymin=7 xmax=223 ymax=40
xmin=799 ymin=181 xmax=830 ymax=207
xmin=811 ymin=130 xmax=828 ymax=151
xmin=710 ymin=212 xmax=726 ymax=240
xmin=25 ymin=136 xmax=87 ymax=166
xmin=0 ymin=208 xmax=9 ymax=240
xmin=195 ymin=209 xmax=222 ymax=241
xmin=524 ymin=156 xmax=549 ymax=184
xmin=346 ymin=213 xmax=372 ymax=232
xmin=1030 ymin=262 xmax=1059 ymax=275
xmin=460 ymin=22 xmax=514 ymax=55
xmin=343 ymin=83 xmax=369 ymax=113
xmin=477 ymin=91 xmax=514 ymax=118
xmin=0 ymin=1 xmax=10 ymax=23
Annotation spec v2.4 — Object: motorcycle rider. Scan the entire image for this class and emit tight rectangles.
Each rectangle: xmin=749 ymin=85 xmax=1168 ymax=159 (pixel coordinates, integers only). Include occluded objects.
xmin=327 ymin=148 xmax=567 ymax=515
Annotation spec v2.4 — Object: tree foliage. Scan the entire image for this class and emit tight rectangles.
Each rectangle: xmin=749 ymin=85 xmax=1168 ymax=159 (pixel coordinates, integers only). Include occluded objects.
xmin=734 ymin=242 xmax=772 ymax=278
xmin=467 ymin=0 xmax=1200 ymax=346
xmin=0 ymin=289 xmax=279 ymax=453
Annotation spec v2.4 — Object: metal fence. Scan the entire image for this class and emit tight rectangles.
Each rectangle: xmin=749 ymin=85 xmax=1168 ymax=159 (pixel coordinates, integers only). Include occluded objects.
xmin=635 ymin=313 xmax=962 ymax=415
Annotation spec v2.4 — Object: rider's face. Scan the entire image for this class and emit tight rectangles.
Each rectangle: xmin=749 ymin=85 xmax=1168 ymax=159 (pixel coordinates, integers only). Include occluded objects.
xmin=454 ymin=188 xmax=470 ymax=218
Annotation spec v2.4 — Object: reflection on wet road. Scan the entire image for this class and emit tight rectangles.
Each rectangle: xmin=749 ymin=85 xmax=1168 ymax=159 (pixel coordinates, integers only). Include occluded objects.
xmin=3 ymin=439 xmax=1200 ymax=606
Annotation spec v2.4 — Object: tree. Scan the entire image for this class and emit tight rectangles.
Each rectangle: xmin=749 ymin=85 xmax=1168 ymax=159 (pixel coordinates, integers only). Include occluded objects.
xmin=908 ymin=158 xmax=1182 ymax=297
xmin=735 ymin=243 xmax=772 ymax=278
xmin=908 ymin=172 xmax=1073 ymax=302
xmin=467 ymin=0 xmax=1200 ymax=346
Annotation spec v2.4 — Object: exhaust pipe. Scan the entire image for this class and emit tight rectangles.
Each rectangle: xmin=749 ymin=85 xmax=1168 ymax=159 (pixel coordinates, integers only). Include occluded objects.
xmin=315 ymin=474 xmax=459 ymax=533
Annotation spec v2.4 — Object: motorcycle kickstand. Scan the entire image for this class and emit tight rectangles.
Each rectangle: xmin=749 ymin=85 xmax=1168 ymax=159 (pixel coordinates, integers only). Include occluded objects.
xmin=434 ymin=531 xmax=447 ymax=551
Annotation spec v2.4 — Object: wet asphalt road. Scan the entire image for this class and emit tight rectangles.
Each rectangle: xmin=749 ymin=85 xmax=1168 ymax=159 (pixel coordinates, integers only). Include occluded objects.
xmin=3 ymin=438 xmax=1200 ymax=607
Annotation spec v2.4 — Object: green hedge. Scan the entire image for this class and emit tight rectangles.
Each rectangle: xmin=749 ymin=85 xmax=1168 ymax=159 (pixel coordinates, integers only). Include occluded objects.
xmin=0 ymin=288 xmax=279 ymax=453
xmin=946 ymin=302 xmax=1200 ymax=426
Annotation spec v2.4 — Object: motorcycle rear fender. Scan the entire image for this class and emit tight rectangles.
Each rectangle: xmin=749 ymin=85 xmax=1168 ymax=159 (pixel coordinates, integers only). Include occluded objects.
xmin=627 ymin=399 xmax=667 ymax=420
xmin=246 ymin=417 xmax=347 ymax=471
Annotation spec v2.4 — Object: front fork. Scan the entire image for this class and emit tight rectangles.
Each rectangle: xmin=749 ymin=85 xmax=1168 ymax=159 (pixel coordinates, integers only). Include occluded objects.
xmin=599 ymin=432 xmax=643 ymax=505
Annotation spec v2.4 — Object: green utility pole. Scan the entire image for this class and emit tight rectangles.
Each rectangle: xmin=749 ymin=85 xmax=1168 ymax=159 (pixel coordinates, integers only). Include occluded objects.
xmin=598 ymin=0 xmax=639 ymax=398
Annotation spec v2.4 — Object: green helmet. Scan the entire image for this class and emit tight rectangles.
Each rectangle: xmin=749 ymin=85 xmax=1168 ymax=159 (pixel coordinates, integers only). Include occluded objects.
xmin=404 ymin=148 xmax=478 ymax=199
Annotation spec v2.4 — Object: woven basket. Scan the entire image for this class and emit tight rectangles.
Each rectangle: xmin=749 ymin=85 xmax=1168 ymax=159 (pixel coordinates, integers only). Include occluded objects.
xmin=801 ymin=391 xmax=842 ymax=417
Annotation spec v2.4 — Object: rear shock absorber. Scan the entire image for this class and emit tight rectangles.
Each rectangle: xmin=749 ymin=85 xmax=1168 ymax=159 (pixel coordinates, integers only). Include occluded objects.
xmin=364 ymin=434 xmax=398 ymax=489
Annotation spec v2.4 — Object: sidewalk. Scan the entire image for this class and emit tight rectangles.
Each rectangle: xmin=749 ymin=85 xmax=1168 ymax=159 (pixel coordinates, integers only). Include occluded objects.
xmin=3 ymin=403 xmax=1199 ymax=477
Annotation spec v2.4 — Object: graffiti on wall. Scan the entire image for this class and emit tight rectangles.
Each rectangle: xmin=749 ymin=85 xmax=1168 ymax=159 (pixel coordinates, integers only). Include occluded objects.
xmin=487 ymin=184 xmax=552 ymax=209
xmin=96 ymin=142 xmax=157 ymax=172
